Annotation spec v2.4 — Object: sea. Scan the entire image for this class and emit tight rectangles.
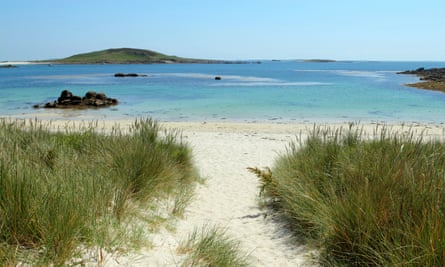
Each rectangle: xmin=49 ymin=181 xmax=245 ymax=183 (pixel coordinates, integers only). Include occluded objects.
xmin=1 ymin=61 xmax=445 ymax=123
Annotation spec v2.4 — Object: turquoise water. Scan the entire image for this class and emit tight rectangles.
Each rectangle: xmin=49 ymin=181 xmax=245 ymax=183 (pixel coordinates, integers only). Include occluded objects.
xmin=1 ymin=61 xmax=445 ymax=123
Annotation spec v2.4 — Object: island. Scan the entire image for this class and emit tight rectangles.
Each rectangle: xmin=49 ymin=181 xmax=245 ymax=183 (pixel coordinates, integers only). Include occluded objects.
xmin=40 ymin=48 xmax=238 ymax=64
xmin=303 ymin=59 xmax=336 ymax=63
xmin=398 ymin=67 xmax=445 ymax=93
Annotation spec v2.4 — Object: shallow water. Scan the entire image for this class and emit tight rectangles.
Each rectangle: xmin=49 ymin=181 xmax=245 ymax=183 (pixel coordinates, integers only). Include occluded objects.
xmin=1 ymin=61 xmax=445 ymax=123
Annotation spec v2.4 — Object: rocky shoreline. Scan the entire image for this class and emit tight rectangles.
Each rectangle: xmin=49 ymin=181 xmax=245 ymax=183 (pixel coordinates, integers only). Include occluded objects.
xmin=398 ymin=67 xmax=445 ymax=92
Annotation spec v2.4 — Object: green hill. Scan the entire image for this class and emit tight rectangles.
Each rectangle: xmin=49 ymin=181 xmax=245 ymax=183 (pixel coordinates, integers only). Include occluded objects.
xmin=50 ymin=48 xmax=220 ymax=64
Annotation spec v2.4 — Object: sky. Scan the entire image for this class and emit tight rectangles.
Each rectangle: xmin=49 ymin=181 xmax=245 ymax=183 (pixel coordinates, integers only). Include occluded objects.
xmin=1 ymin=0 xmax=445 ymax=61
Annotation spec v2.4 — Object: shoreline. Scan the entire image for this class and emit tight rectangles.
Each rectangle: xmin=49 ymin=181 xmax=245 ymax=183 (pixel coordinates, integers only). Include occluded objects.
xmin=4 ymin=117 xmax=445 ymax=136
xmin=0 ymin=61 xmax=47 ymax=65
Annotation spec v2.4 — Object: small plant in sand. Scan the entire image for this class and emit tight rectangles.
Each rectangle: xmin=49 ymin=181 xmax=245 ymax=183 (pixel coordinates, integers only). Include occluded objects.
xmin=178 ymin=225 xmax=251 ymax=267
xmin=251 ymin=125 xmax=445 ymax=266
xmin=0 ymin=118 xmax=199 ymax=265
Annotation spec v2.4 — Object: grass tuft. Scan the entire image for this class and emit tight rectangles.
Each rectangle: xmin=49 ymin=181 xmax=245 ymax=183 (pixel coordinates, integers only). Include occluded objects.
xmin=0 ymin=118 xmax=199 ymax=265
xmin=178 ymin=225 xmax=250 ymax=267
xmin=252 ymin=125 xmax=445 ymax=266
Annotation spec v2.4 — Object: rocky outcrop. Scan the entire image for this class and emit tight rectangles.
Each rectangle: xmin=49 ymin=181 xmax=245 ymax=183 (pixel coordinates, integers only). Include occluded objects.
xmin=398 ymin=67 xmax=445 ymax=82
xmin=398 ymin=67 xmax=445 ymax=92
xmin=34 ymin=90 xmax=118 ymax=109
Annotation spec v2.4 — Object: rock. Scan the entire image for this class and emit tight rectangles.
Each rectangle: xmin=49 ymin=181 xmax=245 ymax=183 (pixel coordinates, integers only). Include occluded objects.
xmin=96 ymin=93 xmax=107 ymax=100
xmin=94 ymin=99 xmax=104 ymax=107
xmin=114 ymin=73 xmax=139 ymax=77
xmin=0 ymin=64 xmax=17 ymax=68
xmin=44 ymin=101 xmax=57 ymax=108
xmin=84 ymin=91 xmax=97 ymax=99
xmin=36 ymin=90 xmax=118 ymax=109
xmin=58 ymin=89 xmax=73 ymax=102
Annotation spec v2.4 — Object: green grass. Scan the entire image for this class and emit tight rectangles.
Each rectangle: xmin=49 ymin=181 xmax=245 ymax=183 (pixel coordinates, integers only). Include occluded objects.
xmin=50 ymin=48 xmax=211 ymax=64
xmin=251 ymin=125 xmax=445 ymax=266
xmin=178 ymin=225 xmax=251 ymax=267
xmin=0 ymin=118 xmax=199 ymax=265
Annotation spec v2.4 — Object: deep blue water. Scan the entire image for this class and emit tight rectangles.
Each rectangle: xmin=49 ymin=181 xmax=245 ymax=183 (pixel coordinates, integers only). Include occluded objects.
xmin=1 ymin=61 xmax=445 ymax=123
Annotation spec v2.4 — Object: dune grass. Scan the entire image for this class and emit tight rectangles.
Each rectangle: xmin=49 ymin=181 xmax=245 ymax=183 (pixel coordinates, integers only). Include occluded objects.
xmin=178 ymin=225 xmax=250 ymax=267
xmin=0 ymin=118 xmax=199 ymax=265
xmin=251 ymin=125 xmax=445 ymax=266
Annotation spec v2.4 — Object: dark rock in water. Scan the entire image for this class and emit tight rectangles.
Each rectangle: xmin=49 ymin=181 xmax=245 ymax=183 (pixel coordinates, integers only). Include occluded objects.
xmin=58 ymin=89 xmax=73 ymax=102
xmin=114 ymin=73 xmax=139 ymax=77
xmin=0 ymin=64 xmax=17 ymax=68
xmin=44 ymin=101 xmax=57 ymax=108
xmin=84 ymin=91 xmax=97 ymax=99
xmin=96 ymin=93 xmax=106 ymax=100
xmin=36 ymin=90 xmax=118 ymax=109
xmin=215 ymin=76 xmax=222 ymax=80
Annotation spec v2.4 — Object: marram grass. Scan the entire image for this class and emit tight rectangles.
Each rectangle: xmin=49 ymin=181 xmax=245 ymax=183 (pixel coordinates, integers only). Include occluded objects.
xmin=178 ymin=225 xmax=251 ymax=267
xmin=251 ymin=125 xmax=445 ymax=266
xmin=0 ymin=118 xmax=199 ymax=265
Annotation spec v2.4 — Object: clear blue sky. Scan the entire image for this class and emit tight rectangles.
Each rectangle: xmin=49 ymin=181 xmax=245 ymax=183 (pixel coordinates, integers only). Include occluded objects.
xmin=1 ymin=0 xmax=445 ymax=61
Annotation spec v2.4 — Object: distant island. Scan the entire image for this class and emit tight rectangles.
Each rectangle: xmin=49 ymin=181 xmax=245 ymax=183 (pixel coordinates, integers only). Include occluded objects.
xmin=303 ymin=59 xmax=336 ymax=63
xmin=398 ymin=67 xmax=445 ymax=93
xmin=41 ymin=48 xmax=242 ymax=64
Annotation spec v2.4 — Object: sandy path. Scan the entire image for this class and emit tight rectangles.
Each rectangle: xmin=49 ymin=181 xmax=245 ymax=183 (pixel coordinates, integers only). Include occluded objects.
xmin=178 ymin=131 xmax=313 ymax=266
xmin=106 ymin=125 xmax=315 ymax=266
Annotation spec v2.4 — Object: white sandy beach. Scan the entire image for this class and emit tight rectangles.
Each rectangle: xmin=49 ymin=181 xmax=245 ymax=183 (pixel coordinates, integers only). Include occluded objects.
xmin=6 ymin=118 xmax=445 ymax=266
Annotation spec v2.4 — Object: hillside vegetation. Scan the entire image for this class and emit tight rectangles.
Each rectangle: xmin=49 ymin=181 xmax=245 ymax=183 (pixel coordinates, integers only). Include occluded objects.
xmin=50 ymin=48 xmax=222 ymax=64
